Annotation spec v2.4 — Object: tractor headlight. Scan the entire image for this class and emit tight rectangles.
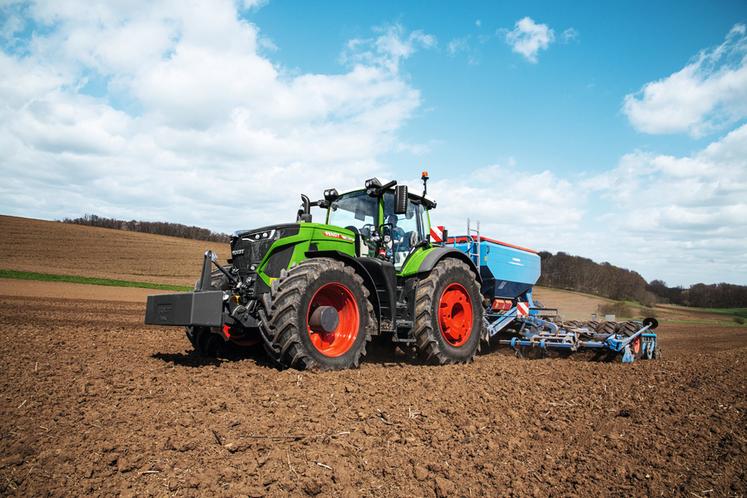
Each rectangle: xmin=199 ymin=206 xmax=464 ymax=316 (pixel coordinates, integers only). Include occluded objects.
xmin=242 ymin=229 xmax=277 ymax=242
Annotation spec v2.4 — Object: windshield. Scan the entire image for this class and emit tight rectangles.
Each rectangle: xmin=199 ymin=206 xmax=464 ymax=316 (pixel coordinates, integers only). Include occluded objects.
xmin=327 ymin=190 xmax=377 ymax=234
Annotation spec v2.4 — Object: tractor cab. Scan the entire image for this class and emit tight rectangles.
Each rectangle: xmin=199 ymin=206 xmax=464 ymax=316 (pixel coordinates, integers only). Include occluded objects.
xmin=324 ymin=175 xmax=433 ymax=269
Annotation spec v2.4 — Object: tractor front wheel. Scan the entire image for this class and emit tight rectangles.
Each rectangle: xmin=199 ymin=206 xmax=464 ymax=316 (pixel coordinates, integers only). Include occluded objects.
xmin=186 ymin=326 xmax=222 ymax=356
xmin=259 ymin=258 xmax=375 ymax=370
xmin=412 ymin=259 xmax=482 ymax=364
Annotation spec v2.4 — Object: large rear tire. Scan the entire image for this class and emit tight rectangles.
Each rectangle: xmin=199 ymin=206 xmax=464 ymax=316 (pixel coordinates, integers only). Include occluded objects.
xmin=259 ymin=258 xmax=375 ymax=370
xmin=412 ymin=259 xmax=482 ymax=364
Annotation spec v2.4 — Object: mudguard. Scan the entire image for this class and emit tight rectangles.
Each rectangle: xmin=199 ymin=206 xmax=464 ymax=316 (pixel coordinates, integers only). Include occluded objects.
xmin=418 ymin=247 xmax=482 ymax=283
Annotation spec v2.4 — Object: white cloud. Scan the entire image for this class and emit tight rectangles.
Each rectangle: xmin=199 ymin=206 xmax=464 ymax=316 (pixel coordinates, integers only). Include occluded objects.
xmin=561 ymin=27 xmax=578 ymax=43
xmin=341 ymin=24 xmax=436 ymax=74
xmin=504 ymin=17 xmax=555 ymax=63
xmin=623 ymin=24 xmax=747 ymax=137
xmin=0 ymin=1 xmax=433 ymax=234
xmin=447 ymin=37 xmax=469 ymax=56
xmin=417 ymin=124 xmax=747 ymax=286
xmin=385 ymin=164 xmax=592 ymax=280
xmin=240 ymin=0 xmax=268 ymax=10
xmin=583 ymin=123 xmax=747 ymax=284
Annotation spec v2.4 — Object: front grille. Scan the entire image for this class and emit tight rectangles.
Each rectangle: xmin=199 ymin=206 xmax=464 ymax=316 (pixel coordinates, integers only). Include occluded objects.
xmin=231 ymin=237 xmax=273 ymax=276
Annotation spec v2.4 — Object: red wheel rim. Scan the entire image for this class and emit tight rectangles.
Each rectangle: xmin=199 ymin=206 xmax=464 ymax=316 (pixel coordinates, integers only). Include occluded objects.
xmin=307 ymin=283 xmax=360 ymax=357
xmin=632 ymin=336 xmax=641 ymax=354
xmin=438 ymin=283 xmax=473 ymax=347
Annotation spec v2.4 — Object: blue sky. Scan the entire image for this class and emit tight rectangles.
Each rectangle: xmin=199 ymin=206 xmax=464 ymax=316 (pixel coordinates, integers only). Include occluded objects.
xmin=1 ymin=0 xmax=746 ymax=286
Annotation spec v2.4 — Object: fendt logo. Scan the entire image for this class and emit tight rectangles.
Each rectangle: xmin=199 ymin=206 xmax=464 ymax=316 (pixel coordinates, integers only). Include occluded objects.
xmin=232 ymin=249 xmax=245 ymax=256
xmin=323 ymin=231 xmax=354 ymax=242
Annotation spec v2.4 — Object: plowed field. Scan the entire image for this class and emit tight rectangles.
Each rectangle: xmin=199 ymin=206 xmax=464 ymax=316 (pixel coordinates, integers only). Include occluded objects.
xmin=0 ymin=215 xmax=229 ymax=286
xmin=1 ymin=288 xmax=745 ymax=497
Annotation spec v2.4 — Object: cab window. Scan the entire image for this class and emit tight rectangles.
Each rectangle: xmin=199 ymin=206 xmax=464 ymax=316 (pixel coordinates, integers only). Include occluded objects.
xmin=383 ymin=192 xmax=425 ymax=268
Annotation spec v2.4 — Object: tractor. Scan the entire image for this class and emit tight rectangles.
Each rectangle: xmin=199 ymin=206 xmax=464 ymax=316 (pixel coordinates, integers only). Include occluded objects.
xmin=145 ymin=173 xmax=485 ymax=370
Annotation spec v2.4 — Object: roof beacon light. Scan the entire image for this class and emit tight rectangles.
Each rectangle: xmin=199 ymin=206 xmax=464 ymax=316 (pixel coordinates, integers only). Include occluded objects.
xmin=421 ymin=170 xmax=429 ymax=197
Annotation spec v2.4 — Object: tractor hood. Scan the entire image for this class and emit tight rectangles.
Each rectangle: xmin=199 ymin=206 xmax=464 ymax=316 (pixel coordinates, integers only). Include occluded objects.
xmin=229 ymin=222 xmax=357 ymax=280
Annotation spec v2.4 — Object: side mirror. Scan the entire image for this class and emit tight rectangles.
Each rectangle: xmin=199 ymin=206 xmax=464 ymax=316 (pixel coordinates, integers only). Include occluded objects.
xmin=394 ymin=185 xmax=408 ymax=215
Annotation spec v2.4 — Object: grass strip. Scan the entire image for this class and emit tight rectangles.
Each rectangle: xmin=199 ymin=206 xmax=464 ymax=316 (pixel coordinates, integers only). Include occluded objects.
xmin=694 ymin=307 xmax=747 ymax=319
xmin=0 ymin=269 xmax=191 ymax=292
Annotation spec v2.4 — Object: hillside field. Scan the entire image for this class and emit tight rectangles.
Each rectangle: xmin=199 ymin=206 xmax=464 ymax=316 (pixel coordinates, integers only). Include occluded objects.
xmin=0 ymin=215 xmax=230 ymax=286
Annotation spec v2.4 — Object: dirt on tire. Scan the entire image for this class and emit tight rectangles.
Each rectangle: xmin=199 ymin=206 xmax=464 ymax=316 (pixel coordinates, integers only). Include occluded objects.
xmin=1 ymin=290 xmax=745 ymax=497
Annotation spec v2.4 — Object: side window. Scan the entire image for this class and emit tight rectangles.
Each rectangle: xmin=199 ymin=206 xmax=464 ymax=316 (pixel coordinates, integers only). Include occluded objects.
xmin=383 ymin=192 xmax=424 ymax=268
xmin=419 ymin=206 xmax=429 ymax=241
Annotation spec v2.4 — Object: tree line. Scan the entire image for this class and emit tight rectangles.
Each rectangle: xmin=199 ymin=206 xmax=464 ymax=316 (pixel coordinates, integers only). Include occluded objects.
xmin=538 ymin=251 xmax=747 ymax=308
xmin=60 ymin=214 xmax=230 ymax=243
xmin=647 ymin=280 xmax=747 ymax=308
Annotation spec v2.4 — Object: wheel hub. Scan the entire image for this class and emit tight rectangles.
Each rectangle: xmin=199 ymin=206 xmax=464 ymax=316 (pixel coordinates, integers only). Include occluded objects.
xmin=306 ymin=282 xmax=360 ymax=357
xmin=308 ymin=305 xmax=340 ymax=333
xmin=438 ymin=283 xmax=473 ymax=347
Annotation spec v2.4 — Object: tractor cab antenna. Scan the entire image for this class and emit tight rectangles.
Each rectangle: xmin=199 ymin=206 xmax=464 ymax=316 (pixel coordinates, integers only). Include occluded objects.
xmin=421 ymin=170 xmax=429 ymax=198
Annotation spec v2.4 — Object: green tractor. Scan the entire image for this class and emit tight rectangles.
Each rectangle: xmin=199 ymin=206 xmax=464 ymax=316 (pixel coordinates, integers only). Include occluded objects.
xmin=145 ymin=173 xmax=483 ymax=370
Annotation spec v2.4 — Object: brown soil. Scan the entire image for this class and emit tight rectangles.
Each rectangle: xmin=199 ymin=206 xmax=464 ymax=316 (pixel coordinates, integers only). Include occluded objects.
xmin=0 ymin=215 xmax=229 ymax=286
xmin=1 ymin=294 xmax=745 ymax=497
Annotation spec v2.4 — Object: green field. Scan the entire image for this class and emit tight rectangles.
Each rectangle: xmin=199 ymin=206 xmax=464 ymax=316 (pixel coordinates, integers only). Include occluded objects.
xmin=695 ymin=307 xmax=747 ymax=319
xmin=0 ymin=269 xmax=191 ymax=292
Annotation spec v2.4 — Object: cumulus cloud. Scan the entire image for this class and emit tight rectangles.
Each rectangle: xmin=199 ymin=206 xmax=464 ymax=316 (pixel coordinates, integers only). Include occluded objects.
xmin=419 ymin=124 xmax=747 ymax=285
xmin=504 ymin=17 xmax=555 ymax=63
xmin=561 ymin=28 xmax=578 ymax=43
xmin=583 ymin=123 xmax=747 ymax=284
xmin=623 ymin=24 xmax=747 ymax=137
xmin=422 ymin=164 xmax=586 ymax=258
xmin=0 ymin=1 xmax=433 ymax=233
xmin=341 ymin=24 xmax=436 ymax=74
xmin=447 ymin=37 xmax=469 ymax=56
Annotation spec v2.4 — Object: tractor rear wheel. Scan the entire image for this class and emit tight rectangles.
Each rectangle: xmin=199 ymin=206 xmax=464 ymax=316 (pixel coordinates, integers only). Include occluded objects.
xmin=259 ymin=258 xmax=375 ymax=370
xmin=412 ymin=259 xmax=482 ymax=364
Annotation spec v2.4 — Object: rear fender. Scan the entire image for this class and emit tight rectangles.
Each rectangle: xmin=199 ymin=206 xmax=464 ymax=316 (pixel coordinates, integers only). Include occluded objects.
xmin=404 ymin=246 xmax=482 ymax=283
